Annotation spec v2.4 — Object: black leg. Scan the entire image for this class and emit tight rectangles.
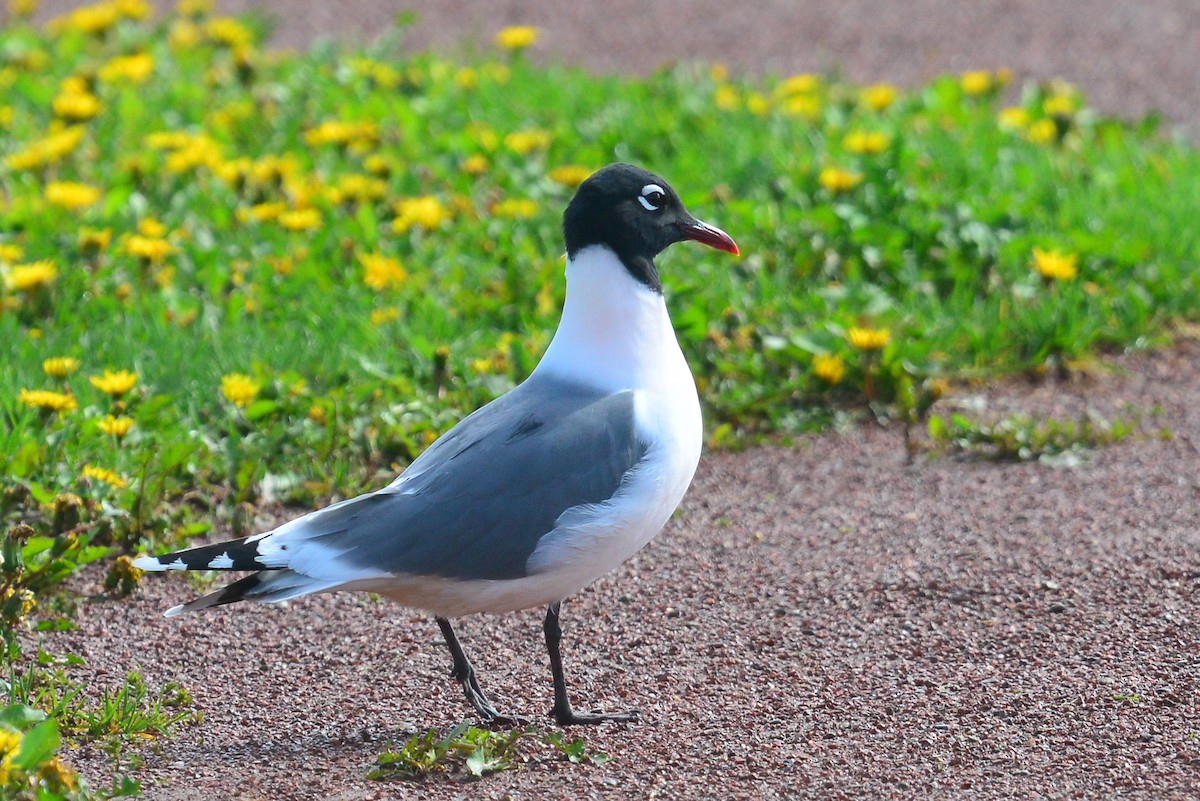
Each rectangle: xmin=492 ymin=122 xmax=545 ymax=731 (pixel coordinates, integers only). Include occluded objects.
xmin=436 ymin=617 xmax=525 ymax=727
xmin=543 ymin=602 xmax=639 ymax=726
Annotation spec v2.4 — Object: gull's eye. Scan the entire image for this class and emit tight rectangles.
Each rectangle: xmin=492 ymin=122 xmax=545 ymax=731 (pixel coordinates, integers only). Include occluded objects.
xmin=638 ymin=183 xmax=666 ymax=211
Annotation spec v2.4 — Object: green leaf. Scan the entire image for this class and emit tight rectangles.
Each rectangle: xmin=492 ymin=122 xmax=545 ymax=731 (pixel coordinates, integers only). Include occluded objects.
xmin=21 ymin=537 xmax=57 ymax=561
xmin=0 ymin=704 xmax=47 ymax=727
xmin=244 ymin=399 xmax=280 ymax=421
xmin=76 ymin=545 xmax=116 ymax=566
xmin=12 ymin=720 xmax=60 ymax=771
xmin=927 ymin=415 xmax=947 ymax=439
xmin=465 ymin=746 xmax=488 ymax=777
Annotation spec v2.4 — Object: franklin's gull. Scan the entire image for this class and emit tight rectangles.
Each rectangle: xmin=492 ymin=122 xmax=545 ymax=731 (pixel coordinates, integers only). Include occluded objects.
xmin=133 ymin=163 xmax=739 ymax=725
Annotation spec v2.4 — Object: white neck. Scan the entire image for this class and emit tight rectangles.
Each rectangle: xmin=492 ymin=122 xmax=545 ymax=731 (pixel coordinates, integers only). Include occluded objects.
xmin=532 ymin=245 xmax=685 ymax=393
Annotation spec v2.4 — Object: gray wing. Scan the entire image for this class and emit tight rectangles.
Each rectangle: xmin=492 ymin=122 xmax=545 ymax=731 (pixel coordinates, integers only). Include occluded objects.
xmin=280 ymin=375 xmax=647 ymax=582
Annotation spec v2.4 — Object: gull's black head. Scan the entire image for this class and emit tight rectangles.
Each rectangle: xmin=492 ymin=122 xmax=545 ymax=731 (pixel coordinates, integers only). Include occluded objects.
xmin=562 ymin=163 xmax=738 ymax=292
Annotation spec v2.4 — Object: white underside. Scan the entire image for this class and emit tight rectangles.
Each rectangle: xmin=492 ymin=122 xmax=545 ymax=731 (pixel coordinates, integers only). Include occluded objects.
xmin=154 ymin=245 xmax=703 ymax=618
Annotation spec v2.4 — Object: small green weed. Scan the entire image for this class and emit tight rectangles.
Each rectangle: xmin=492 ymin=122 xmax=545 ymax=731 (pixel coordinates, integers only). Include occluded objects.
xmin=5 ymin=658 xmax=201 ymax=744
xmin=927 ymin=412 xmax=1135 ymax=462
xmin=369 ymin=723 xmax=609 ymax=780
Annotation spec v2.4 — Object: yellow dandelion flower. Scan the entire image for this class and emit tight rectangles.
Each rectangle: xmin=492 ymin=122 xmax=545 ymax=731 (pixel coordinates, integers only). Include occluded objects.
xmin=221 ymin=373 xmax=260 ymax=407
xmin=163 ymin=135 xmax=222 ymax=173
xmin=99 ymin=52 xmax=154 ymax=83
xmin=363 ymin=154 xmax=393 ymax=177
xmin=0 ymin=728 xmax=22 ymax=784
xmin=178 ymin=0 xmax=213 ymax=18
xmin=204 ymin=17 xmax=253 ymax=48
xmin=997 ymin=106 xmax=1030 ymax=131
xmin=45 ymin=181 xmax=101 ymax=210
xmin=504 ymin=128 xmax=553 ymax=155
xmin=79 ymin=227 xmax=112 ymax=253
xmin=467 ymin=122 xmax=500 ymax=151
xmin=18 ymin=388 xmax=77 ymax=413
xmin=38 ymin=757 xmax=78 ymax=793
xmin=781 ymin=93 xmax=821 ymax=119
xmin=960 ymin=70 xmax=993 ymax=96
xmin=235 ymin=201 xmax=285 ymax=224
xmin=548 ymin=164 xmax=593 ymax=188
xmin=461 ymin=154 xmax=489 ymax=175
xmin=278 ymin=208 xmax=322 ymax=231
xmin=745 ymin=92 xmax=771 ymax=116
xmin=843 ymin=131 xmax=891 ymax=155
xmin=360 ymin=253 xmax=407 ymax=290
xmin=138 ymin=218 xmax=167 ymax=238
xmin=145 ymin=130 xmax=195 ymax=150
xmin=492 ymin=198 xmax=538 ymax=219
xmin=53 ymin=88 xmax=102 ymax=122
xmin=818 ymin=167 xmax=863 ymax=193
xmin=5 ymin=260 xmax=57 ymax=292
xmin=43 ymin=356 xmax=81 ymax=378
xmin=113 ymin=0 xmax=152 ymax=19
xmin=455 ymin=67 xmax=479 ymax=89
xmin=495 ymin=25 xmax=539 ymax=50
xmin=303 ymin=119 xmax=379 ymax=148
xmin=5 ymin=126 xmax=84 ymax=171
xmin=307 ymin=403 xmax=327 ymax=425
xmin=169 ymin=18 xmax=201 ymax=47
xmin=123 ymin=234 xmax=173 ymax=263
xmin=327 ymin=173 xmax=387 ymax=205
xmin=861 ymin=83 xmax=898 ymax=112
xmin=370 ymin=306 xmax=401 ymax=326
xmin=1026 ymin=118 xmax=1058 ymax=145
xmin=1043 ymin=94 xmax=1076 ymax=117
xmin=0 ymin=243 xmax=24 ymax=264
xmin=82 ymin=464 xmax=128 ymax=489
xmin=776 ymin=73 xmax=820 ymax=97
xmin=89 ymin=369 xmax=138 ymax=396
xmin=52 ymin=3 xmax=120 ymax=35
xmin=1031 ymin=248 xmax=1078 ymax=281
xmin=392 ymin=196 xmax=450 ymax=232
xmin=813 ymin=353 xmax=846 ymax=385
xmin=97 ymin=414 xmax=135 ymax=438
xmin=714 ymin=85 xmax=740 ymax=111
xmin=847 ymin=327 xmax=891 ymax=351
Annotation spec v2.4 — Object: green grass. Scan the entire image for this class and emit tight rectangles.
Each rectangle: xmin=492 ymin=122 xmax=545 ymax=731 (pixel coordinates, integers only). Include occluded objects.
xmin=368 ymin=722 xmax=609 ymax=780
xmin=2 ymin=2 xmax=1200 ymax=795
xmin=2 ymin=7 xmax=1199 ymax=557
xmin=926 ymin=412 xmax=1136 ymax=462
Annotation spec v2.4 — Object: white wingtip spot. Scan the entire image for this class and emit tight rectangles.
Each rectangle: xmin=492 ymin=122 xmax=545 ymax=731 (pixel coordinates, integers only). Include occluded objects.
xmin=131 ymin=556 xmax=160 ymax=571
xmin=208 ymin=552 xmax=234 ymax=569
xmin=163 ymin=604 xmax=185 ymax=618
xmin=164 ymin=558 xmax=187 ymax=571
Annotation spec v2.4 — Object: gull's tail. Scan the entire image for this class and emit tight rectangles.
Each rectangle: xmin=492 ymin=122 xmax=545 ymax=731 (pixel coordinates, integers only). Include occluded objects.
xmin=133 ymin=536 xmax=336 ymax=617
xmin=132 ymin=536 xmax=265 ymax=573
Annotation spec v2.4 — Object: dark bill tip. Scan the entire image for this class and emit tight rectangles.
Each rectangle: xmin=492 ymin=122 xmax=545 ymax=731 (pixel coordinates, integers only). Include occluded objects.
xmin=677 ymin=218 xmax=740 ymax=256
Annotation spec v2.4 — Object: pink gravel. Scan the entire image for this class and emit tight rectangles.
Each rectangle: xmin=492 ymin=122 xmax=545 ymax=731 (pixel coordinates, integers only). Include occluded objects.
xmin=47 ymin=339 xmax=1200 ymax=800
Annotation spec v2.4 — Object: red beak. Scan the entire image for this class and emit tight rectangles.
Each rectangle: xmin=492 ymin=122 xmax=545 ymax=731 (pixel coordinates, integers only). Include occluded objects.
xmin=677 ymin=218 xmax=740 ymax=256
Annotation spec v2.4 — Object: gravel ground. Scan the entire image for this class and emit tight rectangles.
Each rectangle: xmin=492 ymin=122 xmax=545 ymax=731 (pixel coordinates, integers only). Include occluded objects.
xmin=16 ymin=1 xmax=1200 ymax=799
xmin=51 ymin=338 xmax=1200 ymax=800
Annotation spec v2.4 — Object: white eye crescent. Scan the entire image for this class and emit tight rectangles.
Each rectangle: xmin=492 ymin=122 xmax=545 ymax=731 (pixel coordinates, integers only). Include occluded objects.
xmin=638 ymin=183 xmax=666 ymax=211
